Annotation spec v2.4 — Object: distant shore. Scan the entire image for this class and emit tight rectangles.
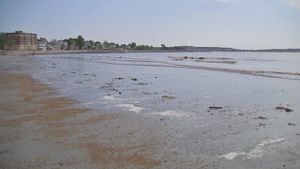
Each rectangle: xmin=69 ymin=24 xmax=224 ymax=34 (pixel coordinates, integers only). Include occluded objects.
xmin=1 ymin=48 xmax=300 ymax=56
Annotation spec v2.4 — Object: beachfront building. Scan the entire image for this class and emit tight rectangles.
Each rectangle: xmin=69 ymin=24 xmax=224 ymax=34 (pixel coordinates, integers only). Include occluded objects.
xmin=38 ymin=37 xmax=48 ymax=51
xmin=4 ymin=31 xmax=38 ymax=50
xmin=47 ymin=39 xmax=68 ymax=50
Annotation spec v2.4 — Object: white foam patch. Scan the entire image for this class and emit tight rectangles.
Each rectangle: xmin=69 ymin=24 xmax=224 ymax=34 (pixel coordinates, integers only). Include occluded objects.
xmin=83 ymin=99 xmax=105 ymax=105
xmin=83 ymin=100 xmax=97 ymax=105
xmin=203 ymin=96 xmax=211 ymax=99
xmin=152 ymin=110 xmax=191 ymax=117
xmin=220 ymin=138 xmax=285 ymax=160
xmin=117 ymin=104 xmax=143 ymax=113
xmin=220 ymin=152 xmax=247 ymax=160
xmin=103 ymin=95 xmax=118 ymax=101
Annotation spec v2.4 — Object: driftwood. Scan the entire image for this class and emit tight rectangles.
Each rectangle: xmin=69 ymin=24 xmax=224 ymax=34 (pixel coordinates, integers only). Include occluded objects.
xmin=209 ymin=106 xmax=223 ymax=110
xmin=276 ymin=106 xmax=293 ymax=112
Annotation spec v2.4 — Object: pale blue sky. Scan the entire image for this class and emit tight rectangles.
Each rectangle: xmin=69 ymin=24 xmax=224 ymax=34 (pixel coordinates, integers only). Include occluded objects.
xmin=0 ymin=0 xmax=299 ymax=49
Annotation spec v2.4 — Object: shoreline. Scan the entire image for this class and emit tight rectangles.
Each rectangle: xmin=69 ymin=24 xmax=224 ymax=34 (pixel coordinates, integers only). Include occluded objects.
xmin=1 ymin=49 xmax=300 ymax=56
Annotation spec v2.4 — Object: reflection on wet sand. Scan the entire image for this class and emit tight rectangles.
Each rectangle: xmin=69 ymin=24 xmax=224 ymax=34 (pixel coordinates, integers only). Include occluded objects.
xmin=0 ymin=72 xmax=161 ymax=169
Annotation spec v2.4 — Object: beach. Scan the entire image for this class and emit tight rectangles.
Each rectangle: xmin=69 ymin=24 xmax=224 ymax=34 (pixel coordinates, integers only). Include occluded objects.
xmin=1 ymin=52 xmax=300 ymax=169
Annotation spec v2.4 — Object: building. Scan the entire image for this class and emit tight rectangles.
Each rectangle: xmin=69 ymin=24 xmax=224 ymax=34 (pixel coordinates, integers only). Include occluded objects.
xmin=38 ymin=37 xmax=48 ymax=51
xmin=4 ymin=31 xmax=38 ymax=50
xmin=58 ymin=40 xmax=68 ymax=50
xmin=47 ymin=39 xmax=68 ymax=50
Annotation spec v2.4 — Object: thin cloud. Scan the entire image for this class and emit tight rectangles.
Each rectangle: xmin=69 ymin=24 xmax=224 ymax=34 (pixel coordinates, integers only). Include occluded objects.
xmin=285 ymin=0 xmax=300 ymax=9
xmin=215 ymin=0 xmax=300 ymax=9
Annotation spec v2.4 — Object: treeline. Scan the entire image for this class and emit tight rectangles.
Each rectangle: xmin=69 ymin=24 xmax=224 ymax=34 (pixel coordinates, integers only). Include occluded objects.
xmin=61 ymin=35 xmax=160 ymax=50
xmin=2 ymin=33 xmax=300 ymax=52
xmin=0 ymin=33 xmax=6 ymax=49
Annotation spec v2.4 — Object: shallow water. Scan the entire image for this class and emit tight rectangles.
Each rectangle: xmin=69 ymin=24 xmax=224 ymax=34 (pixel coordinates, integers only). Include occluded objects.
xmin=1 ymin=52 xmax=300 ymax=169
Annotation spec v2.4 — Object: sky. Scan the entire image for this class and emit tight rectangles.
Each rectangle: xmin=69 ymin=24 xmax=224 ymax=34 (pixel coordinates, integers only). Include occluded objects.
xmin=0 ymin=0 xmax=300 ymax=49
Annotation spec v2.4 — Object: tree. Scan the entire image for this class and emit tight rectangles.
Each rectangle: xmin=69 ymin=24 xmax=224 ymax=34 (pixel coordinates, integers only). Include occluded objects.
xmin=88 ymin=40 xmax=95 ymax=49
xmin=60 ymin=41 xmax=67 ymax=50
xmin=0 ymin=33 xmax=6 ymax=50
xmin=161 ymin=44 xmax=167 ymax=49
xmin=95 ymin=41 xmax=102 ymax=50
xmin=65 ymin=38 xmax=77 ymax=50
xmin=136 ymin=45 xmax=152 ymax=50
xmin=129 ymin=42 xmax=136 ymax=49
xmin=108 ymin=42 xmax=116 ymax=49
xmin=120 ymin=44 xmax=127 ymax=49
xmin=103 ymin=41 xmax=109 ymax=49
xmin=76 ymin=35 xmax=85 ymax=50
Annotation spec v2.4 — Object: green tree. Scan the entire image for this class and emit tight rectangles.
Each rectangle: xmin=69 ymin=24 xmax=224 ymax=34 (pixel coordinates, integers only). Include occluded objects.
xmin=0 ymin=33 xmax=6 ymax=50
xmin=129 ymin=42 xmax=136 ymax=49
xmin=161 ymin=44 xmax=167 ymax=49
xmin=76 ymin=35 xmax=85 ymax=50
xmin=88 ymin=40 xmax=95 ymax=49
xmin=136 ymin=45 xmax=152 ymax=50
xmin=95 ymin=41 xmax=102 ymax=50
xmin=65 ymin=38 xmax=76 ymax=50
xmin=108 ymin=42 xmax=116 ymax=49
xmin=120 ymin=44 xmax=127 ymax=49
xmin=103 ymin=41 xmax=109 ymax=49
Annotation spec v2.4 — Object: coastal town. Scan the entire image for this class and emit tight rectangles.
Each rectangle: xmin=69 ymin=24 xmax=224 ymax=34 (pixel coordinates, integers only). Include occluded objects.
xmin=0 ymin=31 xmax=156 ymax=52
xmin=1 ymin=31 xmax=299 ymax=54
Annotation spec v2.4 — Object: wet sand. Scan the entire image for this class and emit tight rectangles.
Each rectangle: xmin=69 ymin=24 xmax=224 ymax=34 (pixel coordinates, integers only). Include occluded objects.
xmin=0 ymin=72 xmax=160 ymax=169
xmin=1 ymin=53 xmax=300 ymax=169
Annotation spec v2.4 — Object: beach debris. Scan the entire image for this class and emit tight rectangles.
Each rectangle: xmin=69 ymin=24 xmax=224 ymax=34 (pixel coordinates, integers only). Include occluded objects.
xmin=170 ymin=56 xmax=237 ymax=64
xmin=99 ymin=82 xmax=119 ymax=92
xmin=276 ymin=106 xmax=293 ymax=112
xmin=137 ymin=82 xmax=148 ymax=85
xmin=209 ymin=106 xmax=223 ymax=110
xmin=161 ymin=95 xmax=176 ymax=100
xmin=255 ymin=116 xmax=268 ymax=120
xmin=258 ymin=123 xmax=266 ymax=127
xmin=113 ymin=77 xmax=124 ymax=80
